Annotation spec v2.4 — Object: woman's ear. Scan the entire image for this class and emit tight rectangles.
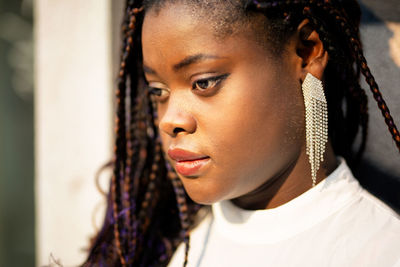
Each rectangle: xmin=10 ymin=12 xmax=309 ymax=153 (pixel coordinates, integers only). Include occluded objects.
xmin=295 ymin=19 xmax=329 ymax=81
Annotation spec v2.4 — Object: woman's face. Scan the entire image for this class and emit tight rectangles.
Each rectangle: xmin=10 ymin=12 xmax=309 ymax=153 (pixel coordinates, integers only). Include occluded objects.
xmin=142 ymin=4 xmax=305 ymax=204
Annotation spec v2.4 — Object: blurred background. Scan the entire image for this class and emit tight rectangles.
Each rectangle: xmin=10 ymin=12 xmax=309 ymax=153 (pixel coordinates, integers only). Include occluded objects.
xmin=0 ymin=0 xmax=34 ymax=266
xmin=0 ymin=0 xmax=398 ymax=266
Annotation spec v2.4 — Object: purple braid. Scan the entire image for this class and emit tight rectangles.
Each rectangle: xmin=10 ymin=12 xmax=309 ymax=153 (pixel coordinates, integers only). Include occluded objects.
xmin=166 ymin=162 xmax=191 ymax=267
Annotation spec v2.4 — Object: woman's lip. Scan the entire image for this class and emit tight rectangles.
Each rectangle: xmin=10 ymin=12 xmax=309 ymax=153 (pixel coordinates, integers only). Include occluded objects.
xmin=175 ymin=158 xmax=211 ymax=176
xmin=168 ymin=148 xmax=210 ymax=176
xmin=167 ymin=148 xmax=208 ymax=162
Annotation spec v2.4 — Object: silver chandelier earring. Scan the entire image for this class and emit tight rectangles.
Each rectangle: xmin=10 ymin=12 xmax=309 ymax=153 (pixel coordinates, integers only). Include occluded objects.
xmin=302 ymin=73 xmax=328 ymax=187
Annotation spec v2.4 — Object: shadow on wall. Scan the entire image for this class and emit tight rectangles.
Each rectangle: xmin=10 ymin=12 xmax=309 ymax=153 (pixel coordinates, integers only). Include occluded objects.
xmin=354 ymin=1 xmax=400 ymax=212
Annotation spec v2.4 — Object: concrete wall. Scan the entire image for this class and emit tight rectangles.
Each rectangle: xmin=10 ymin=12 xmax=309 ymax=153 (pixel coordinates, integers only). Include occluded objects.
xmin=34 ymin=0 xmax=120 ymax=265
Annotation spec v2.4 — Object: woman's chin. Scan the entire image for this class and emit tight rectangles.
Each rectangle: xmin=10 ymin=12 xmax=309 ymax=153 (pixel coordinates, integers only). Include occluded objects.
xmin=182 ymin=182 xmax=226 ymax=205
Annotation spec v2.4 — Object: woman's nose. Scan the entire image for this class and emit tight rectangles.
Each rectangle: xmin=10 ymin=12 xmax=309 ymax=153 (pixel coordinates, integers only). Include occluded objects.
xmin=158 ymin=98 xmax=196 ymax=137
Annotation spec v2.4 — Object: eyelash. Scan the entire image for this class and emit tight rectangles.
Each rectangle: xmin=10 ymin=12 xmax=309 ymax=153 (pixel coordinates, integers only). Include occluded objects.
xmin=192 ymin=74 xmax=230 ymax=92
xmin=148 ymin=87 xmax=169 ymax=103
xmin=148 ymin=74 xmax=230 ymax=102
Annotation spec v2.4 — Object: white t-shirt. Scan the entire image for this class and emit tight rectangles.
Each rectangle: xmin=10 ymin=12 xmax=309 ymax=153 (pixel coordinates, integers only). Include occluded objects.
xmin=168 ymin=159 xmax=400 ymax=267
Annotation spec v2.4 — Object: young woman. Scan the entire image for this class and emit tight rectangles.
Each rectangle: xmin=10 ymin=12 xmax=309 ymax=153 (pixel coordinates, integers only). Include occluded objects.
xmin=84 ymin=0 xmax=400 ymax=266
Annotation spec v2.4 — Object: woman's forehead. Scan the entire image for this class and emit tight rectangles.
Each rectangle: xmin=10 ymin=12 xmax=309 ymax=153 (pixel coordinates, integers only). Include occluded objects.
xmin=143 ymin=0 xmax=251 ymax=39
xmin=141 ymin=3 xmax=274 ymax=75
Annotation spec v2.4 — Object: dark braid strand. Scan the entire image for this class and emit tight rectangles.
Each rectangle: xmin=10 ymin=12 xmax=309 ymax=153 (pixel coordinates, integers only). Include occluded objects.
xmin=167 ymin=163 xmax=191 ymax=267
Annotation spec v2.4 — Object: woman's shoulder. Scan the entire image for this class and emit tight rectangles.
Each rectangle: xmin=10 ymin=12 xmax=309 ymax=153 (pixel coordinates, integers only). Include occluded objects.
xmin=331 ymin=186 xmax=400 ymax=266
xmin=345 ymin=183 xmax=400 ymax=237
xmin=339 ymin=158 xmax=400 ymax=227
xmin=327 ymin=159 xmax=400 ymax=235
xmin=358 ymin=185 xmax=400 ymax=221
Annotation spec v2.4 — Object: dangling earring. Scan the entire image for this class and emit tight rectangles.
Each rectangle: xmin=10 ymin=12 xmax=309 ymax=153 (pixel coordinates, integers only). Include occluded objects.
xmin=302 ymin=73 xmax=328 ymax=187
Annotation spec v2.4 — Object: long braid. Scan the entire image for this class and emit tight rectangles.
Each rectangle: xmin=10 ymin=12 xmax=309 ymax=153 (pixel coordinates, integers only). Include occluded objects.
xmin=124 ymin=4 xmax=147 ymax=265
xmin=137 ymin=97 xmax=161 ymax=236
xmin=122 ymin=2 xmax=142 ymax=261
xmin=166 ymin=163 xmax=191 ymax=267
xmin=112 ymin=27 xmax=129 ymax=267
xmin=114 ymin=2 xmax=144 ymax=265
xmin=348 ymin=29 xmax=400 ymax=149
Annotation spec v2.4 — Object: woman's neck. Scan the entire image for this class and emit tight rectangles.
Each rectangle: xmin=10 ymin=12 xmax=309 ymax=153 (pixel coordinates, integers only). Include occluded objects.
xmin=231 ymin=142 xmax=338 ymax=210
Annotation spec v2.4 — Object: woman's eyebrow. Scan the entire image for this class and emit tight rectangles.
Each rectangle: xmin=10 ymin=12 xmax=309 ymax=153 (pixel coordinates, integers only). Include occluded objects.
xmin=173 ymin=54 xmax=221 ymax=71
xmin=143 ymin=54 xmax=222 ymax=75
xmin=143 ymin=65 xmax=157 ymax=75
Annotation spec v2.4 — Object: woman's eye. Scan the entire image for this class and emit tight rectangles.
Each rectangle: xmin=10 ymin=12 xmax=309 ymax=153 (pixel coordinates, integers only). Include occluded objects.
xmin=192 ymin=74 xmax=230 ymax=92
xmin=148 ymin=86 xmax=170 ymax=102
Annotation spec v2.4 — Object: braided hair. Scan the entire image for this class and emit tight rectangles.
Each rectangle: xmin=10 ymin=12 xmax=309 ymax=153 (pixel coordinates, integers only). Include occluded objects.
xmin=83 ymin=0 xmax=400 ymax=266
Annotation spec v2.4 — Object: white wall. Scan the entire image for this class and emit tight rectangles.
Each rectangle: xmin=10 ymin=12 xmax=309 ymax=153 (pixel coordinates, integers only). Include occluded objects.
xmin=34 ymin=0 xmax=120 ymax=265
